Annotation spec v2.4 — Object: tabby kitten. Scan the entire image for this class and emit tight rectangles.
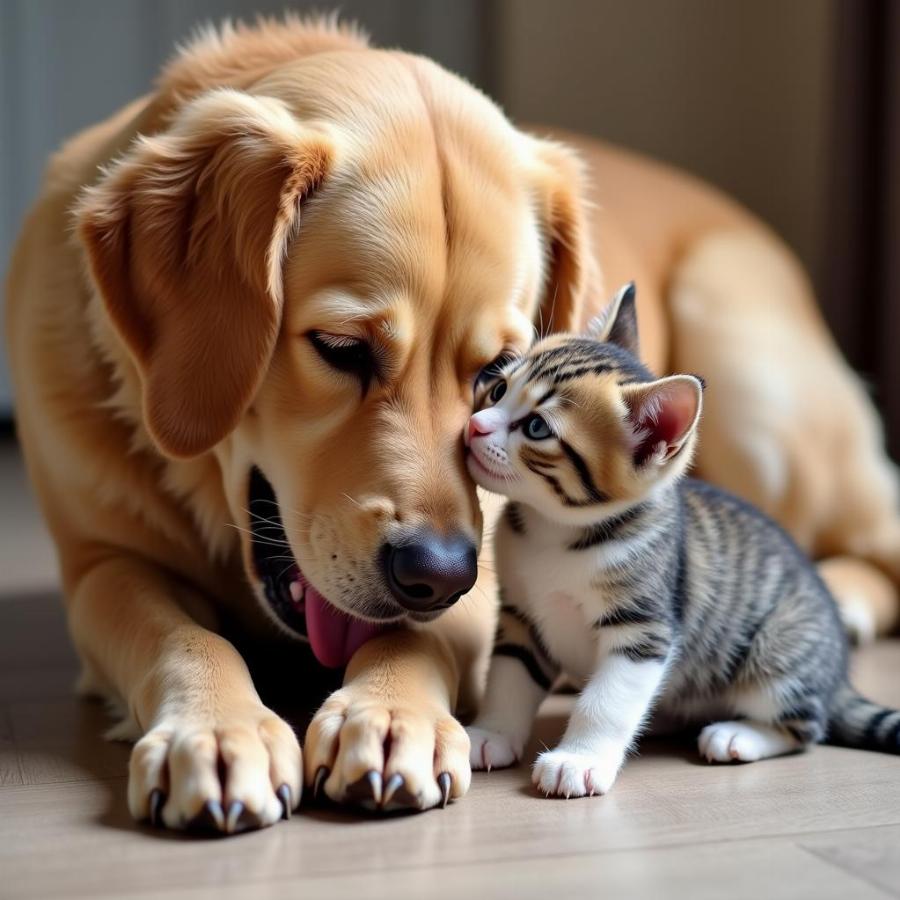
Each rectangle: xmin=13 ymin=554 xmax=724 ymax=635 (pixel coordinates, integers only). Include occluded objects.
xmin=465 ymin=283 xmax=900 ymax=798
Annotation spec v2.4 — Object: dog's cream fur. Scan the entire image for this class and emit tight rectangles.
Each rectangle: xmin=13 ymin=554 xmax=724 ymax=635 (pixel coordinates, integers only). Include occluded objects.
xmin=6 ymin=17 xmax=899 ymax=831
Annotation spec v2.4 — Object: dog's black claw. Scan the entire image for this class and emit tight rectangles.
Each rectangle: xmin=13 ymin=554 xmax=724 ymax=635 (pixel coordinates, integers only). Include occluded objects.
xmin=346 ymin=770 xmax=382 ymax=807
xmin=225 ymin=799 xmax=262 ymax=833
xmin=437 ymin=772 xmax=452 ymax=808
xmin=225 ymin=800 xmax=243 ymax=833
xmin=313 ymin=766 xmax=329 ymax=799
xmin=381 ymin=773 xmax=420 ymax=811
xmin=277 ymin=783 xmax=292 ymax=820
xmin=148 ymin=788 xmax=165 ymax=827
xmin=382 ymin=773 xmax=404 ymax=807
xmin=367 ymin=770 xmax=383 ymax=805
xmin=189 ymin=799 xmax=225 ymax=832
xmin=225 ymin=800 xmax=255 ymax=834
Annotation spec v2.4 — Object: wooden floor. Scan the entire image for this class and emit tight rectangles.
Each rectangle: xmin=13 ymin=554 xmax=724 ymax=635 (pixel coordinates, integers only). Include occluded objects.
xmin=2 ymin=438 xmax=899 ymax=900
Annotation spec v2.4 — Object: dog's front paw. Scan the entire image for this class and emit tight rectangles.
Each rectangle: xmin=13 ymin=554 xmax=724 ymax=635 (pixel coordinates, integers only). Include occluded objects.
xmin=466 ymin=725 xmax=523 ymax=771
xmin=128 ymin=705 xmax=301 ymax=834
xmin=304 ymin=687 xmax=471 ymax=811
xmin=531 ymin=745 xmax=624 ymax=798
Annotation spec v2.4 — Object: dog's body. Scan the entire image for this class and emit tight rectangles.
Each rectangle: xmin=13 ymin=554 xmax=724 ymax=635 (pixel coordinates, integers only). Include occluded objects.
xmin=6 ymin=17 xmax=900 ymax=831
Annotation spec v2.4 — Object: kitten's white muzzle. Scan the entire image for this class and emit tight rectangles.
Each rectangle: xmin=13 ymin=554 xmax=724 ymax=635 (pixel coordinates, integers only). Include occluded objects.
xmin=465 ymin=409 xmax=517 ymax=485
xmin=465 ymin=408 xmax=508 ymax=446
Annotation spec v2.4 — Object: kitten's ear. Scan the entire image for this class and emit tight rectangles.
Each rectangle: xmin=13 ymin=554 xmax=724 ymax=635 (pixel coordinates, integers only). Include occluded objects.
xmin=587 ymin=282 xmax=638 ymax=354
xmin=622 ymin=374 xmax=703 ymax=467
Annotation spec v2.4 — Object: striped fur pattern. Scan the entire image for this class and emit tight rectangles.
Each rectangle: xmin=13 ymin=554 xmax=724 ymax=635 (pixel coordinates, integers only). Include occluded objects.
xmin=465 ymin=283 xmax=900 ymax=798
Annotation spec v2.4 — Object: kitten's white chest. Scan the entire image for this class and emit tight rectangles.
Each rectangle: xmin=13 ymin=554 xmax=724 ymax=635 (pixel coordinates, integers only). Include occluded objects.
xmin=535 ymin=590 xmax=597 ymax=682
xmin=497 ymin=513 xmax=601 ymax=681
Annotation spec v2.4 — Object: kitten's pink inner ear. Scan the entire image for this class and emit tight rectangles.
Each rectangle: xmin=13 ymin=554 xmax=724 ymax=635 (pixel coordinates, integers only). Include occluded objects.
xmin=626 ymin=377 xmax=701 ymax=466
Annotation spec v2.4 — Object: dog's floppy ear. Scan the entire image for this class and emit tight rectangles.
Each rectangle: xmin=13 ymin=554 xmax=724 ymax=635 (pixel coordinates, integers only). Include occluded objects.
xmin=530 ymin=139 xmax=598 ymax=336
xmin=76 ymin=89 xmax=334 ymax=458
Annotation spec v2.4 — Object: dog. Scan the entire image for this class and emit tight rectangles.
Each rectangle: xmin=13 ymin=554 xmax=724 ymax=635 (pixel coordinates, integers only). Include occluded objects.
xmin=6 ymin=16 xmax=899 ymax=833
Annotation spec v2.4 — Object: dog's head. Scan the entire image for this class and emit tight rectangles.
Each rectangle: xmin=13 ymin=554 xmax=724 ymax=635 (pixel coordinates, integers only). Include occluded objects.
xmin=76 ymin=55 xmax=596 ymax=666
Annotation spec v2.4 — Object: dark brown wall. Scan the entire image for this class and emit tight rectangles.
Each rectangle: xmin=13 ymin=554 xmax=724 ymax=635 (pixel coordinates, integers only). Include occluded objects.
xmin=493 ymin=0 xmax=836 ymax=301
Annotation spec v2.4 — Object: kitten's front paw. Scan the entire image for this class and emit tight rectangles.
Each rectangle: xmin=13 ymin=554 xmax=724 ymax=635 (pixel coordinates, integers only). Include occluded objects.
xmin=531 ymin=745 xmax=624 ymax=798
xmin=466 ymin=725 xmax=523 ymax=771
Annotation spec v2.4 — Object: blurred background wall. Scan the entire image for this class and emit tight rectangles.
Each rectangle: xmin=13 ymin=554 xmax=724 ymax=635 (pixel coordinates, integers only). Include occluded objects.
xmin=2 ymin=0 xmax=896 ymax=450
xmin=492 ymin=0 xmax=835 ymax=302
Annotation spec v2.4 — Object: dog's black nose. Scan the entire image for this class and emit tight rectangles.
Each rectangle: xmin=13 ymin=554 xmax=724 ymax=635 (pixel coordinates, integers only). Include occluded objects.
xmin=383 ymin=532 xmax=478 ymax=612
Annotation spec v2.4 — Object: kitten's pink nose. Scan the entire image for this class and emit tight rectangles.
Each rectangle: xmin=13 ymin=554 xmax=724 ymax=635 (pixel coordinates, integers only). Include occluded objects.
xmin=467 ymin=415 xmax=495 ymax=442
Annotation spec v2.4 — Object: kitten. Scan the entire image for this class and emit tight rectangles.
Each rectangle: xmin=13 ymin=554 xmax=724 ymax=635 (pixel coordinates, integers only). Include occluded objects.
xmin=465 ymin=283 xmax=900 ymax=798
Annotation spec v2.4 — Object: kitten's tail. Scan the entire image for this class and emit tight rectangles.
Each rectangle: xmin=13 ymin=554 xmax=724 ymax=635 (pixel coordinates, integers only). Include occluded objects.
xmin=827 ymin=682 xmax=900 ymax=753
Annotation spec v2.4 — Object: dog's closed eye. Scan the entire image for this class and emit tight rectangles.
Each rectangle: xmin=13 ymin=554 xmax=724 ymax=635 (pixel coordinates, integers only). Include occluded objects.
xmin=308 ymin=331 xmax=380 ymax=391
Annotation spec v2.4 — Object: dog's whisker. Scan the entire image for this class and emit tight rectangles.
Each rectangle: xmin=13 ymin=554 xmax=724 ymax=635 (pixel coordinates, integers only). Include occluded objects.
xmin=242 ymin=502 xmax=314 ymax=526
xmin=241 ymin=506 xmax=286 ymax=526
xmin=224 ymin=523 xmax=291 ymax=547
xmin=247 ymin=514 xmax=286 ymax=528
xmin=245 ymin=521 xmax=290 ymax=536
xmin=275 ymin=560 xmax=299 ymax=580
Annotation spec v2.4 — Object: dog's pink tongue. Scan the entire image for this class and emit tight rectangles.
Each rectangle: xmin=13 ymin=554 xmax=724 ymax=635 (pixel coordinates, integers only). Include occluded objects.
xmin=304 ymin=583 xmax=384 ymax=669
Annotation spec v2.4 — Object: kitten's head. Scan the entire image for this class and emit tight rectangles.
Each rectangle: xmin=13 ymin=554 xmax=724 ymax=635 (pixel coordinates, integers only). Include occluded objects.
xmin=465 ymin=283 xmax=704 ymax=524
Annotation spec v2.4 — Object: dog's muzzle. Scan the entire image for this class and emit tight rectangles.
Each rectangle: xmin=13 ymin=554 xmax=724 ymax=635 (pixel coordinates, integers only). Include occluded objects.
xmin=247 ymin=467 xmax=391 ymax=668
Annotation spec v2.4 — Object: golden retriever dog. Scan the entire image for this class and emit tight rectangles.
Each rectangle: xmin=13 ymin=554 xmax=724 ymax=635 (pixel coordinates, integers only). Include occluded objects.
xmin=6 ymin=16 xmax=900 ymax=833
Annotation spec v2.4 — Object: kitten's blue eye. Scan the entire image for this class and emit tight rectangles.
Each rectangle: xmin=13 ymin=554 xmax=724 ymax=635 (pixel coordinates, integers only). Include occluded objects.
xmin=489 ymin=379 xmax=507 ymax=403
xmin=524 ymin=414 xmax=553 ymax=440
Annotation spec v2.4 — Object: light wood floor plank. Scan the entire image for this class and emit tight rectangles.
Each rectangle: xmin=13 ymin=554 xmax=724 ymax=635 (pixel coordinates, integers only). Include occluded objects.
xmin=112 ymin=838 xmax=898 ymax=900
xmin=801 ymin=825 xmax=900 ymax=899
